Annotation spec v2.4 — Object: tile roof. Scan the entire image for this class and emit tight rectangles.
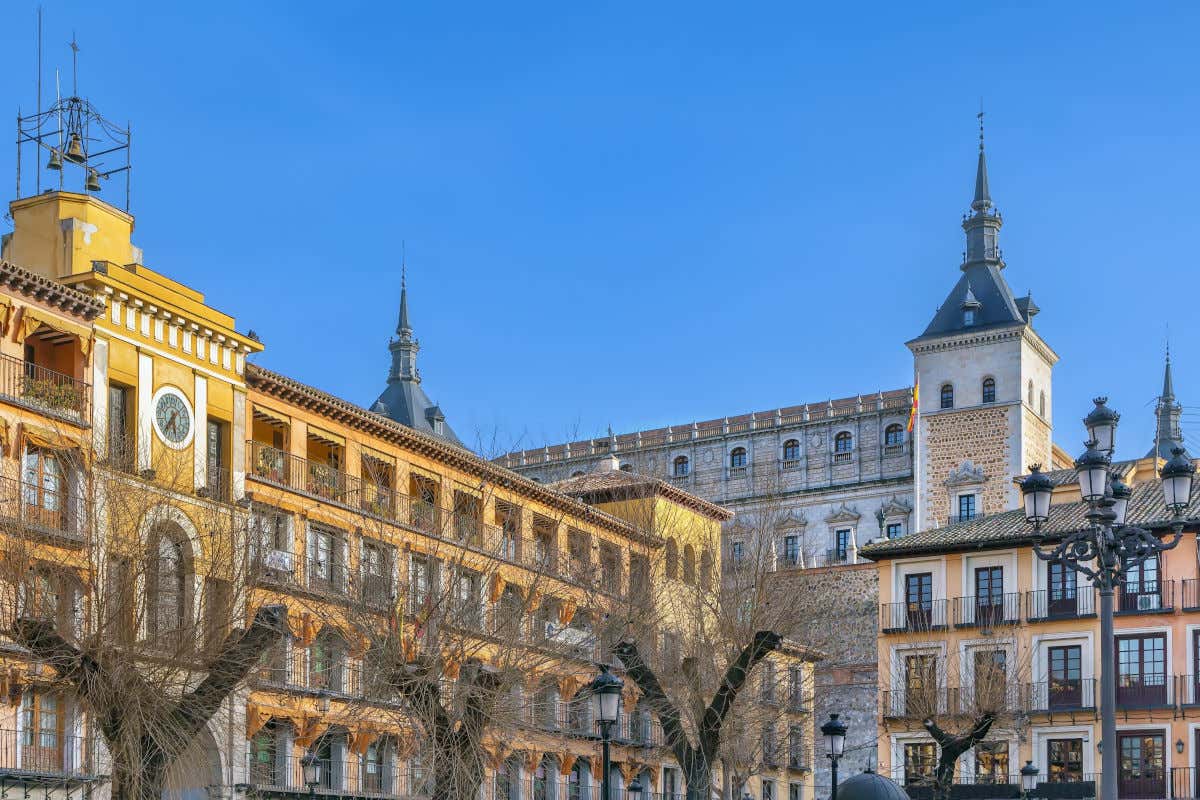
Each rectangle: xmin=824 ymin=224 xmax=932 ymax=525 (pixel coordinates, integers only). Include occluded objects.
xmin=1028 ymin=460 xmax=1135 ymax=489
xmin=548 ymin=468 xmax=733 ymax=522
xmin=861 ymin=475 xmax=1200 ymax=559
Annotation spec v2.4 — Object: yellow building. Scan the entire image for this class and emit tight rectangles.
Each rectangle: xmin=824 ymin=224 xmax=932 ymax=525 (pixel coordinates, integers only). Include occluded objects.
xmin=862 ymin=447 xmax=1200 ymax=800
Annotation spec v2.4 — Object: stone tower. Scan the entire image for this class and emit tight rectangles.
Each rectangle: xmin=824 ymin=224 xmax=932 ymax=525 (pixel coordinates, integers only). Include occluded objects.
xmin=907 ymin=122 xmax=1057 ymax=531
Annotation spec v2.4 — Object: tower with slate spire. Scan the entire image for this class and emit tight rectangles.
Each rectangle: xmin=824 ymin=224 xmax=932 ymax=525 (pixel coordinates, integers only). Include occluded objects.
xmin=370 ymin=264 xmax=462 ymax=445
xmin=906 ymin=116 xmax=1058 ymax=531
xmin=1150 ymin=348 xmax=1184 ymax=460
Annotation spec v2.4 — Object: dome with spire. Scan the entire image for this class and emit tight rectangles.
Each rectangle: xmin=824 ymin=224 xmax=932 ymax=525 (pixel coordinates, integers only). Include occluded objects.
xmin=369 ymin=264 xmax=462 ymax=446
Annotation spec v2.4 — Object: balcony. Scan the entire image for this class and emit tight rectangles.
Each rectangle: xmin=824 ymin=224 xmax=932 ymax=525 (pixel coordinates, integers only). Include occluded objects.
xmin=882 ymin=684 xmax=1024 ymax=718
xmin=953 ymin=593 xmax=1021 ymax=628
xmin=306 ymin=559 xmax=347 ymax=597
xmin=254 ymin=659 xmax=397 ymax=705
xmin=0 ymin=475 xmax=83 ymax=545
xmin=0 ymin=727 xmax=100 ymax=782
xmin=248 ymin=441 xmax=359 ymax=505
xmin=1116 ymin=674 xmax=1171 ymax=709
xmin=899 ymin=774 xmax=1099 ymax=800
xmin=881 ymin=600 xmax=948 ymax=633
xmin=197 ymin=464 xmax=233 ymax=503
xmin=247 ymin=749 xmax=409 ymax=798
xmin=1027 ymin=588 xmax=1097 ymax=621
xmin=1183 ymin=579 xmax=1200 ymax=611
xmin=0 ymin=353 xmax=90 ymax=424
xmin=1026 ymin=678 xmax=1097 ymax=712
xmin=833 ymin=451 xmax=853 ymax=465
xmin=1116 ymin=580 xmax=1174 ymax=615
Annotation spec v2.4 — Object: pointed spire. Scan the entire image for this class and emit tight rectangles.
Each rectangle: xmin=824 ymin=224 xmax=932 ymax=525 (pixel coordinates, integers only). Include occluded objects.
xmin=1164 ymin=343 xmax=1176 ymax=400
xmin=971 ymin=108 xmax=992 ymax=212
xmin=397 ymin=241 xmax=412 ymax=338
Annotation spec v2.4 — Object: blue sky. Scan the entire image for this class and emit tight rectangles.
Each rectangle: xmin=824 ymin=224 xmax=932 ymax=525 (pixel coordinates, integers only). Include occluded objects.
xmin=1 ymin=2 xmax=1197 ymax=462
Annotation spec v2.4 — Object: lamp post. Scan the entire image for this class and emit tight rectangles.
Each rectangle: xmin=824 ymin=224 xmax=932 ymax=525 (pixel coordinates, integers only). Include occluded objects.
xmin=300 ymin=752 xmax=321 ymax=800
xmin=591 ymin=665 xmax=624 ymax=800
xmin=1020 ymin=761 xmax=1039 ymax=800
xmin=628 ymin=777 xmax=643 ymax=800
xmin=1019 ymin=397 xmax=1195 ymax=800
xmin=821 ymin=713 xmax=848 ymax=800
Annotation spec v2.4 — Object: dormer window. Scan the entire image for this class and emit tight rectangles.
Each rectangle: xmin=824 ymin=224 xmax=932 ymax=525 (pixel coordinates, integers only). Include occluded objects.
xmin=963 ymin=308 xmax=975 ymax=326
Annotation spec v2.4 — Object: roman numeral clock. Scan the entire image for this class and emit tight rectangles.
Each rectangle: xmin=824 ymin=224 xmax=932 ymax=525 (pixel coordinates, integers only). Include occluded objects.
xmin=151 ymin=386 xmax=194 ymax=449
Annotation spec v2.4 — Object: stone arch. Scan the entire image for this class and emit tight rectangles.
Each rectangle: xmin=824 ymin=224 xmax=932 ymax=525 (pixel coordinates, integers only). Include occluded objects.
xmin=162 ymin=720 xmax=222 ymax=800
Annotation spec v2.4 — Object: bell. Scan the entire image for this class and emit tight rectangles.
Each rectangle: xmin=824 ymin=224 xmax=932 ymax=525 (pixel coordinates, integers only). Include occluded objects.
xmin=64 ymin=133 xmax=85 ymax=164
xmin=85 ymin=169 xmax=101 ymax=193
xmin=46 ymin=148 xmax=62 ymax=171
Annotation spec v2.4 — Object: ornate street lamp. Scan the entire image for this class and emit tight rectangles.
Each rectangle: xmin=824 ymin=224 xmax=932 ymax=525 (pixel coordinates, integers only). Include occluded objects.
xmin=822 ymin=713 xmax=848 ymax=800
xmin=300 ymin=753 xmax=321 ymax=799
xmin=1020 ymin=761 xmax=1039 ymax=800
xmin=590 ymin=665 xmax=624 ymax=800
xmin=628 ymin=777 xmax=643 ymax=800
xmin=1019 ymin=399 xmax=1195 ymax=800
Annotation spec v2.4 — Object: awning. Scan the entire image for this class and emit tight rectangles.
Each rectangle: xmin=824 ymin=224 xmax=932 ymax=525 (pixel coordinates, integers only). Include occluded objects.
xmin=18 ymin=307 xmax=93 ymax=358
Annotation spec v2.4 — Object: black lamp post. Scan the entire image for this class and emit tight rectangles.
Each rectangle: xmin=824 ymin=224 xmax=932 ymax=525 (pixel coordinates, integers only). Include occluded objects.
xmin=1020 ymin=760 xmax=1039 ymax=800
xmin=1019 ymin=397 xmax=1195 ymax=800
xmin=821 ymin=713 xmax=848 ymax=800
xmin=591 ymin=665 xmax=624 ymax=800
xmin=628 ymin=777 xmax=643 ymax=800
xmin=300 ymin=752 xmax=321 ymax=799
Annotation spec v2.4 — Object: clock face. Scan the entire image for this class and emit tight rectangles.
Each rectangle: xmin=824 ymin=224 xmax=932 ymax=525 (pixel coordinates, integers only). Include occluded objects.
xmin=153 ymin=389 xmax=192 ymax=447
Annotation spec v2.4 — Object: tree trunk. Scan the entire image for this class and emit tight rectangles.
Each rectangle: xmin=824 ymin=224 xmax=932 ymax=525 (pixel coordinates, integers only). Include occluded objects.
xmin=685 ymin=761 xmax=712 ymax=800
xmin=922 ymin=714 xmax=996 ymax=800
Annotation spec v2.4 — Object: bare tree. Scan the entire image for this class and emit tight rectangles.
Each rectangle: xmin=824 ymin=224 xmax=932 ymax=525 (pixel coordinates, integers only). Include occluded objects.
xmin=0 ymin=433 xmax=282 ymax=800
xmin=880 ymin=636 xmax=1031 ymax=800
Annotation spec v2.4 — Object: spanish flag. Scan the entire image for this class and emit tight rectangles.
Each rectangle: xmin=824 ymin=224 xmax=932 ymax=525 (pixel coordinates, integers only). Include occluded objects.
xmin=907 ymin=379 xmax=919 ymax=432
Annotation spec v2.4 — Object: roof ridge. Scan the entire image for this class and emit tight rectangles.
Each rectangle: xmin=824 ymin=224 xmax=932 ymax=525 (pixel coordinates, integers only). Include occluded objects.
xmin=0 ymin=259 xmax=106 ymax=318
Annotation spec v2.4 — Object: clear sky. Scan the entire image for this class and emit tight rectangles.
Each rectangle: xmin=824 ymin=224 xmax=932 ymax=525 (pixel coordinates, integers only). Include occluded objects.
xmin=1 ymin=2 xmax=1197 ymax=463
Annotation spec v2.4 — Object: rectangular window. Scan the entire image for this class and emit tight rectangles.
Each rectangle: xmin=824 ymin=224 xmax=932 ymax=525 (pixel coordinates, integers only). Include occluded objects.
xmin=958 ymin=494 xmax=977 ymax=522
xmin=308 ymin=525 xmax=344 ymax=592
xmin=20 ymin=690 xmax=63 ymax=769
xmin=1117 ymin=634 xmax=1167 ymax=706
xmin=1118 ymin=733 xmax=1165 ymax=799
xmin=835 ymin=529 xmax=850 ymax=560
xmin=1121 ymin=555 xmax=1161 ymax=610
xmin=361 ymin=539 xmax=392 ymax=608
xmin=600 ymin=543 xmax=622 ymax=593
xmin=789 ymin=785 xmax=802 ymax=800
xmin=974 ymin=566 xmax=1004 ymax=624
xmin=409 ymin=555 xmax=434 ymax=613
xmin=886 ymin=522 xmax=902 ymax=539
xmin=107 ymin=383 xmax=133 ymax=470
xmin=1047 ymin=562 xmax=1079 ymax=617
xmin=904 ymin=742 xmax=936 ymax=785
xmin=731 ymin=540 xmax=745 ymax=564
xmin=452 ymin=568 xmax=482 ymax=628
xmin=1048 ymin=645 xmax=1082 ymax=709
xmin=206 ymin=419 xmax=226 ymax=498
xmin=495 ymin=500 xmax=520 ymax=561
xmin=788 ymin=724 xmax=806 ymax=768
xmin=973 ymin=649 xmax=1007 ymax=710
xmin=905 ymin=572 xmax=934 ymax=628
xmin=453 ymin=490 xmax=482 ymax=544
xmin=1047 ymin=738 xmax=1083 ymax=783
xmin=905 ymin=653 xmax=937 ymax=716
xmin=761 ymin=780 xmax=775 ymax=800
xmin=21 ymin=447 xmax=65 ymax=530
xmin=782 ymin=535 xmax=800 ymax=565
xmin=532 ymin=516 xmax=557 ymax=572
xmin=974 ymin=742 xmax=1009 ymax=784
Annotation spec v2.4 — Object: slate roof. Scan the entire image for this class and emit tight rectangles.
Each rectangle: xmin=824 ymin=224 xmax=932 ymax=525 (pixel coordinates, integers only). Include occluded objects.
xmin=549 ymin=468 xmax=733 ymax=522
xmin=860 ymin=474 xmax=1200 ymax=560
xmin=911 ymin=262 xmax=1028 ymax=343
xmin=372 ymin=379 xmax=461 ymax=445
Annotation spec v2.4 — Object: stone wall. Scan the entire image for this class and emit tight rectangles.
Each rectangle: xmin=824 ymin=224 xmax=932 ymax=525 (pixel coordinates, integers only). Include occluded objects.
xmin=772 ymin=563 xmax=878 ymax=799
xmin=920 ymin=405 xmax=1012 ymax=525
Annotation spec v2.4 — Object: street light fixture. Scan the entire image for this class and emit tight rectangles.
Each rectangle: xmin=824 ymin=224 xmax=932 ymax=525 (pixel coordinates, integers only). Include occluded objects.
xmin=821 ymin=713 xmax=848 ymax=800
xmin=590 ymin=665 xmax=624 ymax=800
xmin=628 ymin=777 xmax=643 ymax=800
xmin=301 ymin=752 xmax=321 ymax=799
xmin=1020 ymin=761 xmax=1039 ymax=800
xmin=1019 ymin=398 xmax=1195 ymax=800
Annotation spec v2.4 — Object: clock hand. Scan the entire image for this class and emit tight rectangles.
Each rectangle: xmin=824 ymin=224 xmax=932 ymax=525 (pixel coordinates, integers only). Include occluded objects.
xmin=167 ymin=411 xmax=178 ymax=435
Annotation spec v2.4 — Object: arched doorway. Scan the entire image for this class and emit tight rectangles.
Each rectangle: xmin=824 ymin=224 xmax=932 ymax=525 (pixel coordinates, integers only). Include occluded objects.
xmin=162 ymin=724 xmax=222 ymax=800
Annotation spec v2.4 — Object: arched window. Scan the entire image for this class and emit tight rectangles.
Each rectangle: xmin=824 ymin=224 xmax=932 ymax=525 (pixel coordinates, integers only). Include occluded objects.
xmin=683 ymin=544 xmax=696 ymax=584
xmin=533 ymin=756 xmax=553 ymax=800
xmin=147 ymin=525 xmax=188 ymax=640
xmin=673 ymin=455 xmax=690 ymax=477
xmin=699 ymin=550 xmax=714 ymax=590
xmin=363 ymin=737 xmax=394 ymax=794
xmin=982 ymin=378 xmax=996 ymax=404
xmin=1039 ymin=391 xmax=1046 ymax=417
xmin=782 ymin=439 xmax=800 ymax=462
xmin=940 ymin=383 xmax=954 ymax=410
xmin=664 ymin=538 xmax=679 ymax=580
xmin=496 ymin=756 xmax=520 ymax=800
xmin=834 ymin=432 xmax=853 ymax=453
xmin=1028 ymin=380 xmax=1034 ymax=405
xmin=569 ymin=760 xmax=589 ymax=800
xmin=730 ymin=448 xmax=747 ymax=468
xmin=884 ymin=424 xmax=904 ymax=448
